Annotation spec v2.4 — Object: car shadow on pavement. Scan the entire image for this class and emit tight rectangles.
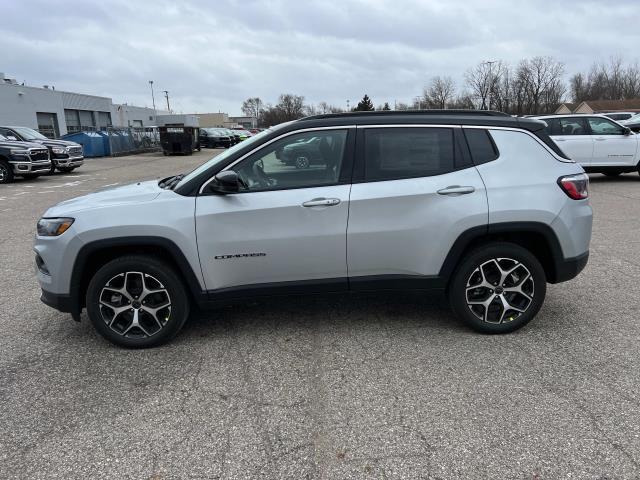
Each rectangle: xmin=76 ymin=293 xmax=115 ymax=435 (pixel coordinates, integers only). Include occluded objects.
xmin=180 ymin=290 xmax=467 ymax=341
xmin=588 ymin=173 xmax=640 ymax=183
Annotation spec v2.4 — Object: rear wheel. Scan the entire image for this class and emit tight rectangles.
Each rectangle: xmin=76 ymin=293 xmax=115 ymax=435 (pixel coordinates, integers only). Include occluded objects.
xmin=604 ymin=172 xmax=621 ymax=177
xmin=86 ymin=255 xmax=190 ymax=348
xmin=0 ymin=160 xmax=14 ymax=183
xmin=449 ymin=242 xmax=546 ymax=334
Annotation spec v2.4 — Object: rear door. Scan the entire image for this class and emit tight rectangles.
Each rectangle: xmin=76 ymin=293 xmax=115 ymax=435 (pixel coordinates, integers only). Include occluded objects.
xmin=346 ymin=125 xmax=488 ymax=287
xmin=546 ymin=117 xmax=593 ymax=166
xmin=587 ymin=116 xmax=638 ymax=167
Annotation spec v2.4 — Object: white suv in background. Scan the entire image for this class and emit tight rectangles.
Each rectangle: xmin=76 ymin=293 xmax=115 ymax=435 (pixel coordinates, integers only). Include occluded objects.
xmin=535 ymin=114 xmax=640 ymax=177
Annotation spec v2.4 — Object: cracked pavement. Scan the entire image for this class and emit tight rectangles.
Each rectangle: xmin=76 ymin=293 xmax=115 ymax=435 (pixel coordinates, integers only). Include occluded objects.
xmin=1 ymin=150 xmax=639 ymax=478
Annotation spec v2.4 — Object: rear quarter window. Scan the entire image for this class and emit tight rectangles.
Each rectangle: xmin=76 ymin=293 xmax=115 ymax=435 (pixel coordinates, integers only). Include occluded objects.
xmin=463 ymin=128 xmax=499 ymax=165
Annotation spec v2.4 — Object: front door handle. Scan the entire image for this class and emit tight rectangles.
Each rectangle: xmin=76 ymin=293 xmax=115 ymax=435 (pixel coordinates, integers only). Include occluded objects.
xmin=302 ymin=197 xmax=341 ymax=207
xmin=594 ymin=137 xmax=606 ymax=141
xmin=555 ymin=138 xmax=567 ymax=141
xmin=437 ymin=185 xmax=475 ymax=196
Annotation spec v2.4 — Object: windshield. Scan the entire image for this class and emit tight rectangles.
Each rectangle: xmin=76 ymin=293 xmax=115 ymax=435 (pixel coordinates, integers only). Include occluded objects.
xmin=624 ymin=113 xmax=640 ymax=123
xmin=12 ymin=127 xmax=48 ymax=140
xmin=174 ymin=128 xmax=271 ymax=189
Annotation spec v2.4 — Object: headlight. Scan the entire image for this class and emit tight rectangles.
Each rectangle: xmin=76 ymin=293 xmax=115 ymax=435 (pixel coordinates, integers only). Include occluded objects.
xmin=51 ymin=146 xmax=67 ymax=154
xmin=37 ymin=218 xmax=74 ymax=236
xmin=10 ymin=148 xmax=29 ymax=155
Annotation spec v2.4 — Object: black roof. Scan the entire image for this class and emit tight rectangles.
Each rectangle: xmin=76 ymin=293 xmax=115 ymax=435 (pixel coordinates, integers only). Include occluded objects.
xmin=290 ymin=109 xmax=546 ymax=132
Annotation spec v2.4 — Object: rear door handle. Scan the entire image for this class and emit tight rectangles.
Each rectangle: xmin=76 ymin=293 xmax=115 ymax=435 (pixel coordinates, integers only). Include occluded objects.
xmin=437 ymin=185 xmax=475 ymax=196
xmin=302 ymin=197 xmax=341 ymax=207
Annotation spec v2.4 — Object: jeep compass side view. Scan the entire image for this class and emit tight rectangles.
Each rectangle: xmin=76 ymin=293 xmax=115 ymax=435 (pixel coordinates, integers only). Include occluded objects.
xmin=35 ymin=111 xmax=592 ymax=348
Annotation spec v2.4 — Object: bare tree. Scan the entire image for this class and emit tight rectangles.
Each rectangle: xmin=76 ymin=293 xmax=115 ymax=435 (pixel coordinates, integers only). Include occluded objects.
xmin=515 ymin=56 xmax=565 ymax=114
xmin=424 ymin=76 xmax=456 ymax=109
xmin=241 ymin=97 xmax=263 ymax=119
xmin=260 ymin=94 xmax=307 ymax=126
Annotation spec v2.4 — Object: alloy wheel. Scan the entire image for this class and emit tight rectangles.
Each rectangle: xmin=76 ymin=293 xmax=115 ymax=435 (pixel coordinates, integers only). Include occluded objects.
xmin=465 ymin=257 xmax=534 ymax=324
xmin=0 ymin=165 xmax=6 ymax=182
xmin=99 ymin=271 xmax=172 ymax=338
xmin=295 ymin=156 xmax=310 ymax=169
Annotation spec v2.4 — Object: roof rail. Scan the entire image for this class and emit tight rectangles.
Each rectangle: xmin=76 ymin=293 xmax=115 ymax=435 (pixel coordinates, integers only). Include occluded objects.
xmin=301 ymin=109 xmax=511 ymax=121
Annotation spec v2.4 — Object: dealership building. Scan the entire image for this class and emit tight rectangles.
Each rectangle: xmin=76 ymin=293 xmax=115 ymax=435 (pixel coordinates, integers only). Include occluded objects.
xmin=0 ymin=72 xmax=166 ymax=138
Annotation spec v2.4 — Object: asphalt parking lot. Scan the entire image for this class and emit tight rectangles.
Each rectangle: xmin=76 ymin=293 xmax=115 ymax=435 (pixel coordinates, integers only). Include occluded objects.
xmin=1 ymin=150 xmax=640 ymax=479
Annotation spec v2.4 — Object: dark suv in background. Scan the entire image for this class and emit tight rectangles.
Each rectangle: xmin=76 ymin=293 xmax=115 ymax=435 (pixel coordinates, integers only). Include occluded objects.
xmin=199 ymin=128 xmax=232 ymax=148
xmin=0 ymin=126 xmax=84 ymax=174
xmin=0 ymin=133 xmax=51 ymax=183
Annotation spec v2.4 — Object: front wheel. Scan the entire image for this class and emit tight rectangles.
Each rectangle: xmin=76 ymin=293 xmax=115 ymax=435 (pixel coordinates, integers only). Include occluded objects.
xmin=449 ymin=242 xmax=546 ymax=334
xmin=58 ymin=167 xmax=76 ymax=173
xmin=86 ymin=255 xmax=190 ymax=348
xmin=0 ymin=161 xmax=14 ymax=183
xmin=295 ymin=155 xmax=310 ymax=169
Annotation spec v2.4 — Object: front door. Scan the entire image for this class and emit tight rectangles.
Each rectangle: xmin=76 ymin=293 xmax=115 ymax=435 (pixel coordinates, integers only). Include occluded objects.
xmin=195 ymin=127 xmax=354 ymax=292
xmin=587 ymin=117 xmax=638 ymax=167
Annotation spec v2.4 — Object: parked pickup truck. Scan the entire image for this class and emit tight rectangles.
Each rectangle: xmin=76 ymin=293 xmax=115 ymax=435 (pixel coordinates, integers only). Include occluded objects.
xmin=0 ymin=133 xmax=52 ymax=183
xmin=0 ymin=126 xmax=83 ymax=174
xmin=534 ymin=114 xmax=640 ymax=177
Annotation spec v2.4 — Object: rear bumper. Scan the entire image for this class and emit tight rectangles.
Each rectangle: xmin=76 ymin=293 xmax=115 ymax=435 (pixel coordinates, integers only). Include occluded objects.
xmin=553 ymin=251 xmax=589 ymax=283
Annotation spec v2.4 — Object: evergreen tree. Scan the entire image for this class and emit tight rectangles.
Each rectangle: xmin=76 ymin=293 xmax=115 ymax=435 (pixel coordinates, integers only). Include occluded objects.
xmin=382 ymin=102 xmax=391 ymax=111
xmin=354 ymin=94 xmax=375 ymax=111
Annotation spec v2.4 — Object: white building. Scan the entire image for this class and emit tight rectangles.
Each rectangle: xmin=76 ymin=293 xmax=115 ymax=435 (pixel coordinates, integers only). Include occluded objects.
xmin=0 ymin=72 xmax=165 ymax=137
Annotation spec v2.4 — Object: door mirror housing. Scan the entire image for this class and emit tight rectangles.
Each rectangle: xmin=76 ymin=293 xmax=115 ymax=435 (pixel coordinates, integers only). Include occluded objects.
xmin=624 ymin=126 xmax=632 ymax=136
xmin=209 ymin=170 xmax=240 ymax=194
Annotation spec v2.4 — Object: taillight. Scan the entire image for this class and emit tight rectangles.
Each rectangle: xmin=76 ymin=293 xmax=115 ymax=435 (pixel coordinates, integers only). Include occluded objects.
xmin=558 ymin=173 xmax=589 ymax=200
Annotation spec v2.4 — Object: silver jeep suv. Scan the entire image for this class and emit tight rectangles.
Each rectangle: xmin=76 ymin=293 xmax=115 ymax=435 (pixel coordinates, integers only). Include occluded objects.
xmin=35 ymin=111 xmax=592 ymax=348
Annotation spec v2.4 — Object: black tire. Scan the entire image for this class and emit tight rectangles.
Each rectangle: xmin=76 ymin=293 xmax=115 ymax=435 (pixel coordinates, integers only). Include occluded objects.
xmin=449 ymin=242 xmax=546 ymax=334
xmin=604 ymin=172 xmax=621 ymax=177
xmin=0 ymin=160 xmax=14 ymax=184
xmin=86 ymin=255 xmax=190 ymax=348
xmin=58 ymin=167 xmax=76 ymax=173
xmin=46 ymin=162 xmax=56 ymax=175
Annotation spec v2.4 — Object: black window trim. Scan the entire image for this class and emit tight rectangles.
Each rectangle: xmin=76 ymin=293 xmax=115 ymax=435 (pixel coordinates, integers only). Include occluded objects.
xmin=198 ymin=126 xmax=356 ymax=196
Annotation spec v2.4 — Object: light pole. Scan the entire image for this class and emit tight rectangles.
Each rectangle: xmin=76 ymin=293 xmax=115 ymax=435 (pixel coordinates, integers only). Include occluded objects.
xmin=483 ymin=60 xmax=497 ymax=110
xmin=149 ymin=81 xmax=156 ymax=119
xmin=346 ymin=99 xmax=350 ymax=111
xmin=163 ymin=90 xmax=171 ymax=113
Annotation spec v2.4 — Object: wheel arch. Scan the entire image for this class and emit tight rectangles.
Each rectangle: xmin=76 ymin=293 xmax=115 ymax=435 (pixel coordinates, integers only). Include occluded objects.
xmin=439 ymin=222 xmax=565 ymax=286
xmin=70 ymin=237 xmax=206 ymax=315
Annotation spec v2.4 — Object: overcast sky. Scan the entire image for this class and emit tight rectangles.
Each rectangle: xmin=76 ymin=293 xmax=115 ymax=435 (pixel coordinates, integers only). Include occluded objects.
xmin=3 ymin=0 xmax=640 ymax=114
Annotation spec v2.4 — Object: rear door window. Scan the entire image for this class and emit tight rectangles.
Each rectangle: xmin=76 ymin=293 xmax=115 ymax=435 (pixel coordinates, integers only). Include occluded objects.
xmin=363 ymin=127 xmax=455 ymax=181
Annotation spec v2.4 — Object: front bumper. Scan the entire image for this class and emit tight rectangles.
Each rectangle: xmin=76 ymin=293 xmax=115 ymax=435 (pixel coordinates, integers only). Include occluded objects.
xmin=10 ymin=159 xmax=52 ymax=174
xmin=53 ymin=155 xmax=84 ymax=168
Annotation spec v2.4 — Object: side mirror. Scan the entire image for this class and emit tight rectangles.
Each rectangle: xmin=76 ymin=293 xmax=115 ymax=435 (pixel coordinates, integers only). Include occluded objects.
xmin=208 ymin=170 xmax=240 ymax=193
xmin=624 ymin=127 xmax=632 ymax=136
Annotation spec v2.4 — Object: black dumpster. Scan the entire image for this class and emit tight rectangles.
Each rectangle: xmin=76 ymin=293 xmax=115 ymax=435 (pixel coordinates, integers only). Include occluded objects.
xmin=159 ymin=126 xmax=200 ymax=155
